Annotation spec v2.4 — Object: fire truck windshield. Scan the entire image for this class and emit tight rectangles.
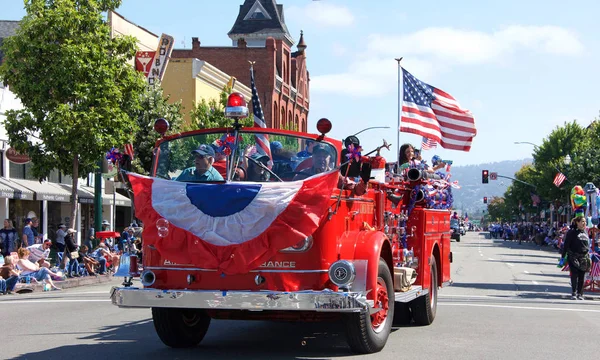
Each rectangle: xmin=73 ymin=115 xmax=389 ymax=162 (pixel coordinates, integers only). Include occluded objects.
xmin=153 ymin=130 xmax=338 ymax=182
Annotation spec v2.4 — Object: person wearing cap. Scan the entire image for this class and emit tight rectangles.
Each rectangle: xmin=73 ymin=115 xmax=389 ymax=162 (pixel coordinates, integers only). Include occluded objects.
xmin=270 ymin=141 xmax=287 ymax=161
xmin=55 ymin=223 xmax=67 ymax=255
xmin=21 ymin=218 xmax=34 ymax=247
xmin=26 ymin=239 xmax=52 ymax=268
xmin=175 ymin=144 xmax=224 ymax=182
xmin=247 ymin=153 xmax=271 ymax=182
xmin=210 ymin=143 xmax=228 ymax=178
xmin=298 ymin=143 xmax=332 ymax=177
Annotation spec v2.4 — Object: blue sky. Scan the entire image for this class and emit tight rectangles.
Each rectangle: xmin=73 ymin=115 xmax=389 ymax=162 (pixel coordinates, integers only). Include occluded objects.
xmin=4 ymin=0 xmax=599 ymax=166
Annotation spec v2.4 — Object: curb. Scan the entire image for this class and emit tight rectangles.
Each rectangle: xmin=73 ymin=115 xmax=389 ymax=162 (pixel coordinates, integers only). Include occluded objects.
xmin=15 ymin=273 xmax=117 ymax=293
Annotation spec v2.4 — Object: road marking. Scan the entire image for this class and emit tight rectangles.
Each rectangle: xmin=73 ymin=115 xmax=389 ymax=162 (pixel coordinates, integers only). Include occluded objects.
xmin=488 ymin=258 xmax=495 ymax=261
xmin=506 ymin=263 xmax=515 ymax=267
xmin=440 ymin=302 xmax=600 ymax=313
xmin=0 ymin=299 xmax=109 ymax=304
xmin=524 ymin=271 xmax=530 ymax=274
xmin=532 ymin=281 xmax=539 ymax=285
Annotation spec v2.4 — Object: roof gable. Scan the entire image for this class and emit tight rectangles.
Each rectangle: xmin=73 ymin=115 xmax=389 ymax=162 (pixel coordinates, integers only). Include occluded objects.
xmin=228 ymin=0 xmax=291 ymax=42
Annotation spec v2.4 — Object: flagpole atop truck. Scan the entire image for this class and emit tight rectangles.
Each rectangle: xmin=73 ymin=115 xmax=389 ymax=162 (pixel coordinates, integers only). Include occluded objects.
xmin=395 ymin=57 xmax=403 ymax=165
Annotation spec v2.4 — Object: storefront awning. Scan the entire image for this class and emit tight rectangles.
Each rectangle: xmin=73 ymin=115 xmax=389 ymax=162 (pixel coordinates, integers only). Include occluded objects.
xmin=0 ymin=177 xmax=34 ymax=200
xmin=9 ymin=178 xmax=71 ymax=202
xmin=80 ymin=186 xmax=132 ymax=207
xmin=56 ymin=184 xmax=95 ymax=204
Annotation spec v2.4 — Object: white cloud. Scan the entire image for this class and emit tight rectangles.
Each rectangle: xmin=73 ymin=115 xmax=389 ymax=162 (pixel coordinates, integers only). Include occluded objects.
xmin=312 ymin=25 xmax=584 ymax=97
xmin=287 ymin=2 xmax=355 ymax=28
xmin=367 ymin=25 xmax=584 ymax=65
xmin=331 ymin=43 xmax=347 ymax=56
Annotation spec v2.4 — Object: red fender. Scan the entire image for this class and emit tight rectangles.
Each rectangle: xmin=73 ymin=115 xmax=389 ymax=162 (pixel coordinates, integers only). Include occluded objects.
xmin=337 ymin=230 xmax=392 ymax=299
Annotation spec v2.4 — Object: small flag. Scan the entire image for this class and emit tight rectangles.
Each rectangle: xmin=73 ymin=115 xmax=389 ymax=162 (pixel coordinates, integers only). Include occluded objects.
xmin=421 ymin=136 xmax=437 ymax=151
xmin=553 ymin=172 xmax=566 ymax=187
xmin=249 ymin=64 xmax=272 ymax=165
xmin=123 ymin=144 xmax=134 ymax=159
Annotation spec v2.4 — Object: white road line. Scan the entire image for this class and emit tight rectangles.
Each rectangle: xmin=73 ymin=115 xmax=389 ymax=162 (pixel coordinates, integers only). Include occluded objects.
xmin=0 ymin=299 xmax=109 ymax=304
xmin=440 ymin=302 xmax=600 ymax=313
xmin=532 ymin=281 xmax=539 ymax=285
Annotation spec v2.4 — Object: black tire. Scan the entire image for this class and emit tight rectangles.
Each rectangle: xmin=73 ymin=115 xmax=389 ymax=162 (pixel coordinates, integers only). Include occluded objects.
xmin=345 ymin=259 xmax=395 ymax=354
xmin=411 ymin=257 xmax=438 ymax=326
xmin=152 ymin=307 xmax=211 ymax=348
xmin=456 ymin=236 xmax=461 ymax=242
xmin=392 ymin=301 xmax=412 ymax=326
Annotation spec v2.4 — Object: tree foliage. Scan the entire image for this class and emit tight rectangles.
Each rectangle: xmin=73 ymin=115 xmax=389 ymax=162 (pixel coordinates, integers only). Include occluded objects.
xmin=188 ymin=87 xmax=253 ymax=130
xmin=0 ymin=0 xmax=146 ymax=226
xmin=128 ymin=82 xmax=184 ymax=175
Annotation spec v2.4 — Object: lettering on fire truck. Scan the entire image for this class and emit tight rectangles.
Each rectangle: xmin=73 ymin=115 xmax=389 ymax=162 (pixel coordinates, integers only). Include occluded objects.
xmin=260 ymin=261 xmax=296 ymax=268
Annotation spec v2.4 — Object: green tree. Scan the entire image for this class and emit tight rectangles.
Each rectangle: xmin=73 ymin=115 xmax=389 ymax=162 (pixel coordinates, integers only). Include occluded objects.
xmin=532 ymin=121 xmax=586 ymax=206
xmin=129 ymin=82 xmax=184 ymax=175
xmin=0 ymin=0 xmax=146 ymax=227
xmin=188 ymin=88 xmax=253 ymax=130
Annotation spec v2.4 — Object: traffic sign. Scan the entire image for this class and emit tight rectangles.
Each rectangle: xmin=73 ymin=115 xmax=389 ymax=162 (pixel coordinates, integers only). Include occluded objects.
xmin=490 ymin=172 xmax=498 ymax=180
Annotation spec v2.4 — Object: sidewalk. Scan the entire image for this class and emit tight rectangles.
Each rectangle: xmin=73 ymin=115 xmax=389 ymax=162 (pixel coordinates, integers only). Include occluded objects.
xmin=14 ymin=273 xmax=117 ymax=293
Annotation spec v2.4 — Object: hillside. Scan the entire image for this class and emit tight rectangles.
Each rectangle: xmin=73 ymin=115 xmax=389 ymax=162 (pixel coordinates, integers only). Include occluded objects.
xmin=449 ymin=158 xmax=533 ymax=215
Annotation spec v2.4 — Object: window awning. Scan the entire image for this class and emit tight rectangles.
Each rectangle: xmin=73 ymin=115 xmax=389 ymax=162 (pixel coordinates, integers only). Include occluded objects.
xmin=56 ymin=184 xmax=95 ymax=204
xmin=81 ymin=186 xmax=131 ymax=207
xmin=0 ymin=177 xmax=34 ymax=200
xmin=9 ymin=178 xmax=71 ymax=202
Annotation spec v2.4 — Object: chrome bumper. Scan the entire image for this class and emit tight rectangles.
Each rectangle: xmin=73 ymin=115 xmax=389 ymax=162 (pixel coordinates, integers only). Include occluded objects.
xmin=110 ymin=287 xmax=370 ymax=313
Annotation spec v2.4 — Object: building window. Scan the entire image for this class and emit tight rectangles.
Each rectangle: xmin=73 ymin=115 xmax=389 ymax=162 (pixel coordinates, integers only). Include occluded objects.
xmin=281 ymin=107 xmax=286 ymax=129
xmin=273 ymin=102 xmax=278 ymax=128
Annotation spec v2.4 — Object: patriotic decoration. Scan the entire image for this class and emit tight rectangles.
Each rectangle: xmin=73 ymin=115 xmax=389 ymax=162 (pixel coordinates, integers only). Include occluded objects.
xmin=123 ymin=143 xmax=134 ymax=159
xmin=421 ymin=136 xmax=437 ymax=151
xmin=400 ymin=68 xmax=476 ymax=151
xmin=345 ymin=143 xmax=363 ymax=162
xmin=553 ymin=172 xmax=566 ymax=187
xmin=128 ymin=170 xmax=339 ymax=274
xmin=105 ymin=147 xmax=122 ymax=163
xmin=250 ymin=65 xmax=272 ymax=164
xmin=464 ymin=212 xmax=469 ymax=222
xmin=530 ymin=191 xmax=541 ymax=207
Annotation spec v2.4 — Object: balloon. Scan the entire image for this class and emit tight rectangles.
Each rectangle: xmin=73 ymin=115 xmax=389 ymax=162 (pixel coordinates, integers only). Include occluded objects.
xmin=571 ymin=185 xmax=587 ymax=217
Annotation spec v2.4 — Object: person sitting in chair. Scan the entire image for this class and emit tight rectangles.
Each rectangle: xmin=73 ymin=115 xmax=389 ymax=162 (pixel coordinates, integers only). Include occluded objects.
xmin=175 ymin=144 xmax=224 ymax=182
xmin=246 ymin=153 xmax=271 ymax=182
xmin=297 ymin=144 xmax=332 ymax=177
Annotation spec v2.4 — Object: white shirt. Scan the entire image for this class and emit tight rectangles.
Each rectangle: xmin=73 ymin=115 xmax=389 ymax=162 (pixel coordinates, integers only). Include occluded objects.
xmin=27 ymin=244 xmax=50 ymax=262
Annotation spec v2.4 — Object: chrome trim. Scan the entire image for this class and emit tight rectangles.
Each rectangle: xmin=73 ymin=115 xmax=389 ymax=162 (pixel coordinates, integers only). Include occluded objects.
xmin=224 ymin=106 xmax=249 ymax=118
xmin=441 ymin=280 xmax=453 ymax=288
xmin=330 ymin=196 xmax=375 ymax=202
xmin=280 ymin=235 xmax=314 ymax=253
xmin=110 ymin=287 xmax=369 ymax=312
xmin=394 ymin=286 xmax=428 ymax=303
xmin=145 ymin=266 xmax=328 ymax=274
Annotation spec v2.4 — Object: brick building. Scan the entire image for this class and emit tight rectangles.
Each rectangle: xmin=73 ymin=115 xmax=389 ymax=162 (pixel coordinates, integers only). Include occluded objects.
xmin=171 ymin=0 xmax=309 ymax=131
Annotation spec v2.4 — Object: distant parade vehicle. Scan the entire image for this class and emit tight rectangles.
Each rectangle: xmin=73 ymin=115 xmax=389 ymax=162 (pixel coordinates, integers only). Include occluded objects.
xmin=109 ymin=92 xmax=453 ymax=354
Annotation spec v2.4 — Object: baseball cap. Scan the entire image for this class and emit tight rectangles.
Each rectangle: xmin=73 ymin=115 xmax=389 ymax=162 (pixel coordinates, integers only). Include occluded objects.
xmin=192 ymin=144 xmax=215 ymax=158
xmin=58 ymin=224 xmax=66 ymax=228
xmin=312 ymin=143 xmax=330 ymax=155
xmin=67 ymin=228 xmax=77 ymax=234
xmin=102 ymin=220 xmax=110 ymax=225
xmin=270 ymin=141 xmax=283 ymax=151
xmin=250 ymin=153 xmax=270 ymax=164
xmin=24 ymin=218 xmax=32 ymax=224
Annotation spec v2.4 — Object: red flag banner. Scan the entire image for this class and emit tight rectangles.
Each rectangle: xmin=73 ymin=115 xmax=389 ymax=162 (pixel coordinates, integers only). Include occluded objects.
xmin=400 ymin=68 xmax=476 ymax=152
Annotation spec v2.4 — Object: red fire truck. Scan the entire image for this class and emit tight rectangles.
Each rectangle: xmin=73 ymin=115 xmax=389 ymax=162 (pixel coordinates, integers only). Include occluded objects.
xmin=110 ymin=92 xmax=452 ymax=354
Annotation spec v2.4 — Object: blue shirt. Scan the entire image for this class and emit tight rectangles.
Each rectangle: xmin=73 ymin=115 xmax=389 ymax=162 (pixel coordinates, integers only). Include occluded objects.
xmin=175 ymin=166 xmax=224 ymax=182
xmin=23 ymin=226 xmax=34 ymax=246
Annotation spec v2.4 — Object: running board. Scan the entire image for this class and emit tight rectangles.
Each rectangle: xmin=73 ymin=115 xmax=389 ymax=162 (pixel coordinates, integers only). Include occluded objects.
xmin=394 ymin=286 xmax=428 ymax=303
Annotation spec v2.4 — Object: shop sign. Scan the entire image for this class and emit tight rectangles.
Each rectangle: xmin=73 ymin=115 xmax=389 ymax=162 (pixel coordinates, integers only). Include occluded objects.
xmin=147 ymin=33 xmax=174 ymax=85
xmin=37 ymin=193 xmax=69 ymax=202
xmin=6 ymin=147 xmax=30 ymax=164
xmin=79 ymin=197 xmax=94 ymax=204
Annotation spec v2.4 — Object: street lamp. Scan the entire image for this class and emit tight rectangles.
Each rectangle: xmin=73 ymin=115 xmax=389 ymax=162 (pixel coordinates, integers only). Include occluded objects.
xmin=514 ymin=141 xmax=539 ymax=149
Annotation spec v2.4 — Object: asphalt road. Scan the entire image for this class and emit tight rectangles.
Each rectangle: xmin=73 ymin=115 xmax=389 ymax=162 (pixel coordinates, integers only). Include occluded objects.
xmin=4 ymin=232 xmax=598 ymax=359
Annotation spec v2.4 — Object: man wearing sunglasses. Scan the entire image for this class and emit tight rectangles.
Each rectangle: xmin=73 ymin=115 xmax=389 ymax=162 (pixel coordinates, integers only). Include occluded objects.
xmin=176 ymin=144 xmax=224 ymax=182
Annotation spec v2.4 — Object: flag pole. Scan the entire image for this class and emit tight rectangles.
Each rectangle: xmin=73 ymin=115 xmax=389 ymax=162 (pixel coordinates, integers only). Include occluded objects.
xmin=395 ymin=57 xmax=403 ymax=166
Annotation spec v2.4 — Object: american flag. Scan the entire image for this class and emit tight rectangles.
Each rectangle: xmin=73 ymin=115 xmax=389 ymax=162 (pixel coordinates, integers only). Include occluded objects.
xmin=123 ymin=143 xmax=134 ymax=159
xmin=421 ymin=136 xmax=437 ymax=150
xmin=464 ymin=212 xmax=469 ymax=222
xmin=553 ymin=172 xmax=566 ymax=187
xmin=250 ymin=65 xmax=272 ymax=163
xmin=399 ymin=68 xmax=476 ymax=151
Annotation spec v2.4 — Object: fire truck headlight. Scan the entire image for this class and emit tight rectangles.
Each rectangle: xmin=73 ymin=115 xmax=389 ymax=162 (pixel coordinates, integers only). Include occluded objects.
xmin=328 ymin=260 xmax=356 ymax=289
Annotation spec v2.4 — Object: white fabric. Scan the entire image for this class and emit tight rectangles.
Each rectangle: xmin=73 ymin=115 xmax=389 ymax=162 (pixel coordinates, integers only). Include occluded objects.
xmin=27 ymin=244 xmax=50 ymax=262
xmin=151 ymin=178 xmax=303 ymax=246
